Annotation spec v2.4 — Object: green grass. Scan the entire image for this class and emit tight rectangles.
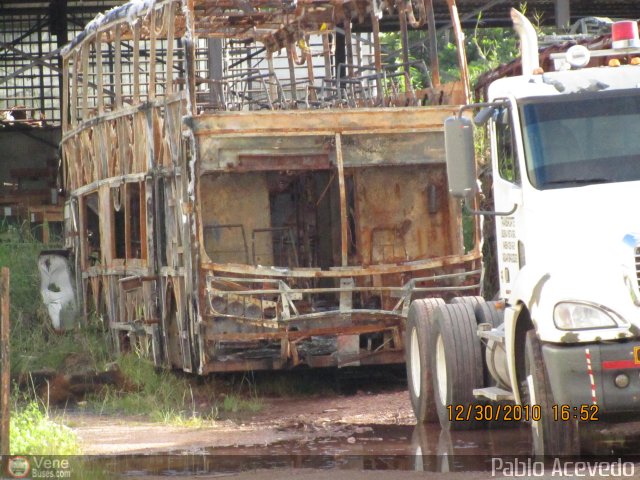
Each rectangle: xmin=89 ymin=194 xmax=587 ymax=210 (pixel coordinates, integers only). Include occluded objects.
xmin=12 ymin=320 xmax=111 ymax=376
xmin=89 ymin=353 xmax=218 ymax=424
xmin=0 ymin=226 xmax=84 ymax=455
xmin=0 ymin=223 xmax=111 ymax=376
xmin=10 ymin=400 xmax=81 ymax=455
xmin=91 ymin=354 xmax=189 ymax=413
xmin=89 ymin=354 xmax=264 ymax=423
xmin=221 ymin=393 xmax=262 ymax=414
xmin=0 ymin=225 xmax=265 ymax=426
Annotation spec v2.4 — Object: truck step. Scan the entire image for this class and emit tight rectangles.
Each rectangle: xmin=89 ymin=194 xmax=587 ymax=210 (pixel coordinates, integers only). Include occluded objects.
xmin=477 ymin=324 xmax=505 ymax=343
xmin=473 ymin=386 xmax=514 ymax=401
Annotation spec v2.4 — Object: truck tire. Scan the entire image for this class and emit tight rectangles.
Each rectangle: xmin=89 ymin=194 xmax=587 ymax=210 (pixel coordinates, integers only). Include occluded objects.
xmin=451 ymin=296 xmax=485 ymax=310
xmin=524 ymin=330 xmax=580 ymax=456
xmin=430 ymin=303 xmax=484 ymax=430
xmin=406 ymin=298 xmax=445 ymax=423
xmin=474 ymin=301 xmax=503 ymax=328
xmin=474 ymin=300 xmax=504 ymax=388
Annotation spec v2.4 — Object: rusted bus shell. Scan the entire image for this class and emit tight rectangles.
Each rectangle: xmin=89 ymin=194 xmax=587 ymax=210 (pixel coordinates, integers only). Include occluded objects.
xmin=58 ymin=0 xmax=478 ymax=373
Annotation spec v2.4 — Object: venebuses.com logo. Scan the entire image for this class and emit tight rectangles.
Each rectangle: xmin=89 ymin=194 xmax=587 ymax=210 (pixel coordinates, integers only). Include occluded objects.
xmin=6 ymin=456 xmax=31 ymax=478
xmin=3 ymin=456 xmax=73 ymax=479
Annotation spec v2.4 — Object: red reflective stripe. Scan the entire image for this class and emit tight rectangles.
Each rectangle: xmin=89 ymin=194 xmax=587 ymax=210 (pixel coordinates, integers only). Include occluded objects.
xmin=601 ymin=360 xmax=640 ymax=370
xmin=585 ymin=349 xmax=597 ymax=405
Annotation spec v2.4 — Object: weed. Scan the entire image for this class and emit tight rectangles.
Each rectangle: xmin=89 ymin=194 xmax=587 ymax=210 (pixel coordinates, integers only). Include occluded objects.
xmin=150 ymin=408 xmax=210 ymax=427
xmin=1 ymin=229 xmax=263 ymax=426
xmin=87 ymin=353 xmax=212 ymax=424
xmin=10 ymin=397 xmax=81 ymax=455
xmin=0 ymin=226 xmax=110 ymax=376
xmin=220 ymin=393 xmax=263 ymax=414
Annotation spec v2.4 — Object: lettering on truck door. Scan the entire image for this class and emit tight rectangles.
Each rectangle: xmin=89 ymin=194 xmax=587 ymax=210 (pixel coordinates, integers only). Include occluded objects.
xmin=492 ymin=106 xmax=523 ymax=297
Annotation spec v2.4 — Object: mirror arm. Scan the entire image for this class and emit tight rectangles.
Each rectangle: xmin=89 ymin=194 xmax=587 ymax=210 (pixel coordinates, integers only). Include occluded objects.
xmin=463 ymin=198 xmax=518 ymax=217
xmin=458 ymin=99 xmax=509 ymax=125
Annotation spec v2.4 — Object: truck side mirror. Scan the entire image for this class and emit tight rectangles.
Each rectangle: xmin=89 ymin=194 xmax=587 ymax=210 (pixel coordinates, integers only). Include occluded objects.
xmin=444 ymin=116 xmax=477 ymax=199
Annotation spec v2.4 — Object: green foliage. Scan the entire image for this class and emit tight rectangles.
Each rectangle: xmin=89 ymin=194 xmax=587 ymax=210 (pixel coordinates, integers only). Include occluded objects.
xmin=12 ymin=319 xmax=111 ymax=376
xmin=10 ymin=400 xmax=81 ymax=455
xmin=379 ymin=31 xmax=433 ymax=91
xmin=467 ymin=27 xmax=518 ymax=83
xmin=462 ymin=211 xmax=476 ymax=253
xmin=0 ymin=237 xmax=45 ymax=322
xmin=0 ymin=220 xmax=112 ymax=376
xmin=440 ymin=26 xmax=520 ymax=85
xmin=381 ymin=19 xmax=519 ymax=90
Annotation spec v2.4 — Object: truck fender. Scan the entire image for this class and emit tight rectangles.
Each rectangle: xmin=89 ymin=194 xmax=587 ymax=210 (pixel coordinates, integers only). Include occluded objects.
xmin=504 ymin=302 xmax=523 ymax=404
xmin=507 ymin=264 xmax=551 ymax=323
xmin=505 ymin=266 xmax=550 ymax=404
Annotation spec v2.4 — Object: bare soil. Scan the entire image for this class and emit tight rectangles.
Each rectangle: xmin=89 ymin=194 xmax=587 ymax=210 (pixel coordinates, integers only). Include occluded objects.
xmin=64 ymin=389 xmax=415 ymax=455
xmin=63 ymin=388 xmax=514 ymax=480
xmin=60 ymin=383 xmax=638 ymax=480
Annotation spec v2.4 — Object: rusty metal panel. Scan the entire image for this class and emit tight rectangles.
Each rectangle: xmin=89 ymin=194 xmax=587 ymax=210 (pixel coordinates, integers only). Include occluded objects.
xmin=198 ymin=135 xmax=331 ymax=169
xmin=200 ymin=173 xmax=273 ymax=264
xmin=354 ymin=165 xmax=453 ymax=266
xmin=337 ymin=277 xmax=360 ymax=366
xmin=341 ymin=132 xmax=446 ymax=166
xmin=192 ymin=107 xmax=460 ymax=137
xmin=237 ymin=154 xmax=329 ymax=172
xmin=202 ymin=252 xmax=481 ymax=278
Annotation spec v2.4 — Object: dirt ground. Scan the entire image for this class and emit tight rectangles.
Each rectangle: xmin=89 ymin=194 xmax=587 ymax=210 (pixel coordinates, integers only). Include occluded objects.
xmin=64 ymin=388 xmax=517 ymax=480
xmin=60 ymin=373 xmax=640 ymax=479
xmin=65 ymin=389 xmax=416 ymax=455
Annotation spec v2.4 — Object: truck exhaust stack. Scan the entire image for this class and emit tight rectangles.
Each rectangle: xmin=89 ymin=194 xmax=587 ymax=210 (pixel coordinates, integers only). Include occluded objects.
xmin=511 ymin=8 xmax=540 ymax=75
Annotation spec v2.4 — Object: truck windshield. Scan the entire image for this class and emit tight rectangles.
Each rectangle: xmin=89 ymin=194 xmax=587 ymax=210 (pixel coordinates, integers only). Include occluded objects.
xmin=520 ymin=89 xmax=640 ymax=189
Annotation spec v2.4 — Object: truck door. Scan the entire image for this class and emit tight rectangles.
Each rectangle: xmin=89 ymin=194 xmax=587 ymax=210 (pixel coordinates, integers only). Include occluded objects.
xmin=492 ymin=106 xmax=524 ymax=298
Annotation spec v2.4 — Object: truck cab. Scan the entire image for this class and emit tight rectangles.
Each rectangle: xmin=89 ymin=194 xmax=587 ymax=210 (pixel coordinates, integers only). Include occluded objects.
xmin=492 ymin=52 xmax=640 ymax=455
xmin=406 ymin=10 xmax=640 ymax=457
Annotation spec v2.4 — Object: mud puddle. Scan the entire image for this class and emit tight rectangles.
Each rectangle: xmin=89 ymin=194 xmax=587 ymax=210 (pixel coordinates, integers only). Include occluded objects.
xmin=93 ymin=424 xmax=537 ymax=476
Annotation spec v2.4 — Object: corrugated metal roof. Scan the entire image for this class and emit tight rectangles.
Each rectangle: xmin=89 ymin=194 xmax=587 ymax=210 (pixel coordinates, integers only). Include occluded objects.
xmin=1 ymin=1 xmax=638 ymax=26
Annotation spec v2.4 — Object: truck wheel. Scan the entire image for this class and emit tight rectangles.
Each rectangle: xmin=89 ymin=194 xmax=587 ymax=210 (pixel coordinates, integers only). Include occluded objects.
xmin=474 ymin=301 xmax=504 ymax=388
xmin=524 ymin=330 xmax=580 ymax=456
xmin=451 ymin=296 xmax=485 ymax=310
xmin=406 ymin=298 xmax=445 ymax=423
xmin=431 ymin=303 xmax=484 ymax=430
xmin=474 ymin=301 xmax=503 ymax=328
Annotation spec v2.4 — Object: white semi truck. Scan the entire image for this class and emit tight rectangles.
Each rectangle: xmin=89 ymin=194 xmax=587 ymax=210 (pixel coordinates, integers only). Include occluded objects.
xmin=406 ymin=9 xmax=640 ymax=456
